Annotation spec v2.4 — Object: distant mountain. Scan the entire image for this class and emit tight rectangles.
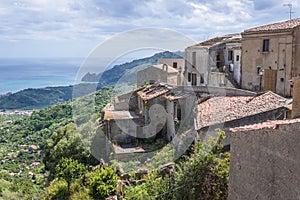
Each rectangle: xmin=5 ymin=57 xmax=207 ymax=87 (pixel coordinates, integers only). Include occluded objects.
xmin=0 ymin=51 xmax=183 ymax=110
xmin=81 ymin=51 xmax=184 ymax=85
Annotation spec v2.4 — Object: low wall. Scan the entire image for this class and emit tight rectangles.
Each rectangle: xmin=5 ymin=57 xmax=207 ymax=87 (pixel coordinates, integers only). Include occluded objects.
xmin=228 ymin=122 xmax=300 ymax=199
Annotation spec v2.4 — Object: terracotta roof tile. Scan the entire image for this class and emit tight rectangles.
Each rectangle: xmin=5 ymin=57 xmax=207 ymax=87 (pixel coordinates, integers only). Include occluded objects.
xmin=229 ymin=118 xmax=300 ymax=132
xmin=137 ymin=83 xmax=170 ymax=100
xmin=197 ymin=91 xmax=288 ymax=129
xmin=244 ymin=18 xmax=300 ymax=33
xmin=190 ymin=33 xmax=241 ymax=47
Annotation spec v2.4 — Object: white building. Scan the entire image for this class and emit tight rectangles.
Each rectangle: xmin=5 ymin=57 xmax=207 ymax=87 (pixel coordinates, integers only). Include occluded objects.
xmin=184 ymin=34 xmax=242 ymax=87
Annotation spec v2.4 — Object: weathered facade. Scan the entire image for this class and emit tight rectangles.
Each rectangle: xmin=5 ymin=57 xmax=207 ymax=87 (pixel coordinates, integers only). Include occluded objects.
xmin=137 ymin=64 xmax=180 ymax=87
xmin=228 ymin=119 xmax=300 ymax=200
xmin=102 ymin=83 xmax=183 ymax=144
xmin=184 ymin=34 xmax=242 ymax=87
xmin=241 ymin=18 xmax=300 ymax=97
xmin=157 ymin=58 xmax=184 ymax=71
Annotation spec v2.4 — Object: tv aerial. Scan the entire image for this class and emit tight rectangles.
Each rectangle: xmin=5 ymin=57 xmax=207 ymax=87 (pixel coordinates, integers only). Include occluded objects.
xmin=283 ymin=3 xmax=295 ymax=19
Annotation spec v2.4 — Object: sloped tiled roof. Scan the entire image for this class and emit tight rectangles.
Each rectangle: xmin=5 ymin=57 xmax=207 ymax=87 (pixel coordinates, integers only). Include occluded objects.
xmin=229 ymin=118 xmax=300 ymax=132
xmin=137 ymin=83 xmax=171 ymax=101
xmin=189 ymin=33 xmax=241 ymax=48
xmin=197 ymin=91 xmax=288 ymax=129
xmin=244 ymin=18 xmax=300 ymax=34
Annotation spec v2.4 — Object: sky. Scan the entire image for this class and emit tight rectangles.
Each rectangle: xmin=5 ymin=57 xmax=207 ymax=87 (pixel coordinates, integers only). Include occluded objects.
xmin=0 ymin=0 xmax=299 ymax=58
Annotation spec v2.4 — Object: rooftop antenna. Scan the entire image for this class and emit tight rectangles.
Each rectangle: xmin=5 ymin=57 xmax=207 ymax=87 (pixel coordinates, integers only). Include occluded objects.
xmin=283 ymin=3 xmax=295 ymax=19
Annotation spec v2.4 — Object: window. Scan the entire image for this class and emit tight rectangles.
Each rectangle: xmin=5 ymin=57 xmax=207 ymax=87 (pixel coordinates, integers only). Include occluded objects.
xmin=188 ymin=73 xmax=191 ymax=82
xmin=192 ymin=52 xmax=196 ymax=68
xmin=236 ymin=55 xmax=240 ymax=61
xmin=200 ymin=74 xmax=204 ymax=84
xmin=173 ymin=62 xmax=177 ymax=68
xmin=263 ymin=39 xmax=270 ymax=52
xmin=192 ymin=73 xmax=197 ymax=86
xmin=149 ymin=80 xmax=155 ymax=84
xmin=228 ymin=50 xmax=233 ymax=61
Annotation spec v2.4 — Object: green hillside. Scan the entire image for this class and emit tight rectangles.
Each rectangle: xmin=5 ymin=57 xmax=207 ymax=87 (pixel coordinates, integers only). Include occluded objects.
xmin=0 ymin=85 xmax=229 ymax=199
xmin=82 ymin=51 xmax=184 ymax=85
xmin=0 ymin=51 xmax=183 ymax=110
xmin=0 ymin=86 xmax=113 ymax=199
xmin=0 ymin=83 xmax=99 ymax=110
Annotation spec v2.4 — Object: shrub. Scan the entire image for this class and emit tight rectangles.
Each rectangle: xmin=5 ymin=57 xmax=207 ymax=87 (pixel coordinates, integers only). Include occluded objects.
xmin=55 ymin=157 xmax=87 ymax=190
xmin=174 ymin=129 xmax=230 ymax=199
xmin=69 ymin=179 xmax=92 ymax=200
xmin=124 ymin=171 xmax=174 ymax=200
xmin=43 ymin=179 xmax=69 ymax=200
xmin=88 ymin=167 xmax=118 ymax=199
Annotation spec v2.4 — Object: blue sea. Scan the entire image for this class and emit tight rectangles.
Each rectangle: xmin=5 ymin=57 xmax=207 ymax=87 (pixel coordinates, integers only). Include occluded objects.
xmin=0 ymin=51 xmax=158 ymax=95
xmin=0 ymin=58 xmax=84 ymax=94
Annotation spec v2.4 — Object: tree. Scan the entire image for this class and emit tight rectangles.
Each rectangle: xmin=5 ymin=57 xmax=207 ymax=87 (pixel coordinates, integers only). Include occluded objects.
xmin=88 ymin=167 xmax=118 ymax=199
xmin=55 ymin=158 xmax=87 ymax=190
xmin=174 ymin=129 xmax=230 ymax=199
xmin=43 ymin=122 xmax=98 ymax=181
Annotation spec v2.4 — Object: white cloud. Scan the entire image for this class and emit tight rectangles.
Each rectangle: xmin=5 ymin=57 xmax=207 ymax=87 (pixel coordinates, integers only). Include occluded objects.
xmin=0 ymin=0 xmax=299 ymax=57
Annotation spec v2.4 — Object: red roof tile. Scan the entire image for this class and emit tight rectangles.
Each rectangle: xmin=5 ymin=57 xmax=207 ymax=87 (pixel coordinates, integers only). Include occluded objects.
xmin=244 ymin=18 xmax=300 ymax=34
xmin=189 ymin=33 xmax=241 ymax=47
xmin=197 ymin=91 xmax=288 ymax=129
xmin=137 ymin=83 xmax=170 ymax=100
xmin=229 ymin=118 xmax=300 ymax=132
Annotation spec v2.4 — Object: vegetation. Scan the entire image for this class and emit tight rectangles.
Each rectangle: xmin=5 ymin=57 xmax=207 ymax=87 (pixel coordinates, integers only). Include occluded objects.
xmin=0 ymin=51 xmax=183 ymax=110
xmin=88 ymin=167 xmax=119 ymax=199
xmin=55 ymin=158 xmax=87 ymax=190
xmin=123 ymin=130 xmax=230 ymax=200
xmin=81 ymin=51 xmax=184 ymax=85
xmin=0 ymin=79 xmax=230 ymax=199
xmin=174 ymin=130 xmax=230 ymax=199
xmin=0 ymin=83 xmax=99 ymax=110
xmin=0 ymin=87 xmax=113 ymax=199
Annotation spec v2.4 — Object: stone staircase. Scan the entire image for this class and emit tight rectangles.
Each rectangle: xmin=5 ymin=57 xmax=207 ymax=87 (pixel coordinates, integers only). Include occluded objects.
xmin=225 ymin=73 xmax=240 ymax=89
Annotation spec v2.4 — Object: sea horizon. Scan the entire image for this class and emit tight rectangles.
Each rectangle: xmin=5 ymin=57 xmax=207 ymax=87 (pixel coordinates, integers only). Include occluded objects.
xmin=0 ymin=51 xmax=162 ymax=95
xmin=0 ymin=56 xmax=137 ymax=95
xmin=0 ymin=57 xmax=84 ymax=95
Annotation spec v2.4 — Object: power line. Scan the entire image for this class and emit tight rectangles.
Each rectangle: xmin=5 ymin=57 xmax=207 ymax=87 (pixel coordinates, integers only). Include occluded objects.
xmin=283 ymin=3 xmax=295 ymax=19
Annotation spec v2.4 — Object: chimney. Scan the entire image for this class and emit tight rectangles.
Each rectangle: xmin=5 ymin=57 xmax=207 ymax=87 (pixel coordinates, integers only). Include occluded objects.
xmin=292 ymin=77 xmax=300 ymax=118
xmin=164 ymin=64 xmax=168 ymax=72
xmin=177 ymin=66 xmax=182 ymax=86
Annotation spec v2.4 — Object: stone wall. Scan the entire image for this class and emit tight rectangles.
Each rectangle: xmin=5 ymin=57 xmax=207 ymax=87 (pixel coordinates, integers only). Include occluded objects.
xmin=241 ymin=31 xmax=293 ymax=96
xmin=137 ymin=67 xmax=168 ymax=87
xmin=228 ymin=122 xmax=300 ymax=199
xmin=157 ymin=58 xmax=184 ymax=70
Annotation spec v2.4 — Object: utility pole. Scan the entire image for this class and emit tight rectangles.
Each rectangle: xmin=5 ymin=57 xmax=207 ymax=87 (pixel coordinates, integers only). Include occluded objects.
xmin=283 ymin=3 xmax=295 ymax=19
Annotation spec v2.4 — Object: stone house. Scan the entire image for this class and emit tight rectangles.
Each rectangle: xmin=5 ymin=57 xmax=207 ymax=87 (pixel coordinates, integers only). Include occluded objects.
xmin=241 ymin=18 xmax=300 ymax=97
xmin=137 ymin=58 xmax=185 ymax=87
xmin=196 ymin=91 xmax=290 ymax=146
xmin=227 ymin=74 xmax=300 ymax=199
xmin=184 ymin=34 xmax=242 ymax=87
xmin=157 ymin=58 xmax=185 ymax=71
xmin=102 ymin=83 xmax=185 ymax=144
xmin=137 ymin=64 xmax=181 ymax=87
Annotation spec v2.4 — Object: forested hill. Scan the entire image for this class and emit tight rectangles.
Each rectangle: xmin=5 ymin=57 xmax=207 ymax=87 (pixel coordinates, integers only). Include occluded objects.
xmin=0 ymin=51 xmax=183 ymax=110
xmin=81 ymin=51 xmax=184 ymax=84
xmin=0 ymin=83 xmax=97 ymax=110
